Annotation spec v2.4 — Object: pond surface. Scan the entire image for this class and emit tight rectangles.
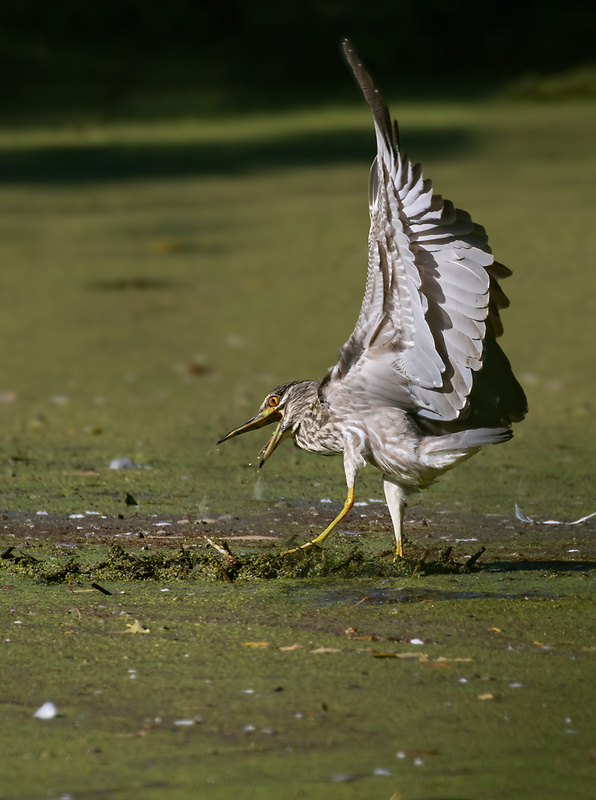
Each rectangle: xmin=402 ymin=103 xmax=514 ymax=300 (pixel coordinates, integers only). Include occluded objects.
xmin=0 ymin=98 xmax=595 ymax=798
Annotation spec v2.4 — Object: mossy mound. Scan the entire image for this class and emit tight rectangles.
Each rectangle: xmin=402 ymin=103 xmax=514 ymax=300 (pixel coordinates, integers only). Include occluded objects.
xmin=1 ymin=541 xmax=484 ymax=584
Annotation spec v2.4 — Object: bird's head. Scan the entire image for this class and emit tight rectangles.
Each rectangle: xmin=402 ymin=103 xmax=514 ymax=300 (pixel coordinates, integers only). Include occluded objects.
xmin=217 ymin=380 xmax=316 ymax=470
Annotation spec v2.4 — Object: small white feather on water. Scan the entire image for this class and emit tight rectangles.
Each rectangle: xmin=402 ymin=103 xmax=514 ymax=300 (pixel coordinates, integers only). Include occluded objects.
xmin=109 ymin=457 xmax=137 ymax=470
xmin=515 ymin=504 xmax=596 ymax=525
xmin=33 ymin=702 xmax=57 ymax=720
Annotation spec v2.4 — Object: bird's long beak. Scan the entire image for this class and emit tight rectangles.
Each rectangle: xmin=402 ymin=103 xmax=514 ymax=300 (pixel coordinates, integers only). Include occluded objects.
xmin=217 ymin=407 xmax=282 ymax=445
xmin=218 ymin=407 xmax=291 ymax=470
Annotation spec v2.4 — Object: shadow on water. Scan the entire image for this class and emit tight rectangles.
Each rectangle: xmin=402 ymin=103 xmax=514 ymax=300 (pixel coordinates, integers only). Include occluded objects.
xmin=484 ymin=560 xmax=596 ymax=573
xmin=285 ymin=558 xmax=596 ymax=606
xmin=0 ymin=126 xmax=476 ymax=184
xmin=87 ymin=277 xmax=181 ymax=291
xmin=290 ymin=587 xmax=563 ymax=607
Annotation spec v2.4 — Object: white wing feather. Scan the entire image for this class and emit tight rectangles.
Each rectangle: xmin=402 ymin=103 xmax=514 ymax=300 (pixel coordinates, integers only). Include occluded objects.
xmin=329 ymin=40 xmax=493 ymax=422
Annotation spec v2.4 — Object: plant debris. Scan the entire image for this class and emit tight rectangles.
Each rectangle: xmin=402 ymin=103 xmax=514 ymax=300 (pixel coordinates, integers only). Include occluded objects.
xmin=0 ymin=539 xmax=487 ymax=585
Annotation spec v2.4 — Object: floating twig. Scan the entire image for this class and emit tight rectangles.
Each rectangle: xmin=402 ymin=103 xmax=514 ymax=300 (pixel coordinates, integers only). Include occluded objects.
xmin=91 ymin=582 xmax=112 ymax=596
xmin=464 ymin=546 xmax=486 ymax=571
xmin=203 ymin=536 xmax=237 ymax=561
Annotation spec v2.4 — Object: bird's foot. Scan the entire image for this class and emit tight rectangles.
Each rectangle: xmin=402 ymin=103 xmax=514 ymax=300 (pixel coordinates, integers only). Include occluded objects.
xmin=392 ymin=543 xmax=404 ymax=562
xmin=281 ymin=539 xmax=322 ymax=556
xmin=281 ymin=488 xmax=354 ymax=556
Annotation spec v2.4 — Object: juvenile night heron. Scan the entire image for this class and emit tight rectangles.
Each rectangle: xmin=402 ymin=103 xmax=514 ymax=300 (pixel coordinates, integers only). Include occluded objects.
xmin=218 ymin=39 xmax=527 ymax=558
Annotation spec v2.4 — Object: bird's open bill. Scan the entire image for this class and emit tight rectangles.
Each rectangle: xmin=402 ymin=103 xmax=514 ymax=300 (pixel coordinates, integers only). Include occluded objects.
xmin=217 ymin=407 xmax=289 ymax=469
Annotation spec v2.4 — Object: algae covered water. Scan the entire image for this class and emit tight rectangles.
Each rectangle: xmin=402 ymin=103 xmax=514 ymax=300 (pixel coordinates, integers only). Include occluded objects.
xmin=0 ymin=98 xmax=595 ymax=798
xmin=1 ymin=560 xmax=594 ymax=799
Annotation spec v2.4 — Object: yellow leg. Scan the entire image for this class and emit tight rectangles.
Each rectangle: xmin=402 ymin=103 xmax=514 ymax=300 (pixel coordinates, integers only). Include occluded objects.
xmin=282 ymin=487 xmax=355 ymax=555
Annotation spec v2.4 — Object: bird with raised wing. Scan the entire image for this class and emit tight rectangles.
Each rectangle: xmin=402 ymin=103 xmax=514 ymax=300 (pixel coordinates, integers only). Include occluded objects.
xmin=218 ymin=39 xmax=527 ymax=558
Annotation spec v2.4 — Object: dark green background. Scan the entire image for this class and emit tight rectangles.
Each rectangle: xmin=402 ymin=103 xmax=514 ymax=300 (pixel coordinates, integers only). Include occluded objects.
xmin=2 ymin=0 xmax=595 ymax=123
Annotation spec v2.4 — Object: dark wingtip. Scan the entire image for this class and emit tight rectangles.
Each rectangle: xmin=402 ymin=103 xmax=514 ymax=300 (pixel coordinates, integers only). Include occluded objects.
xmin=339 ymin=36 xmax=395 ymax=154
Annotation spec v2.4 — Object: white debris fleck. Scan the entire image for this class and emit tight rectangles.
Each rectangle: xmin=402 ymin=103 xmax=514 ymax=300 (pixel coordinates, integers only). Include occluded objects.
xmin=243 ymin=724 xmax=256 ymax=732
xmin=174 ymin=719 xmax=195 ymax=726
xmin=354 ymin=501 xmax=368 ymax=507
xmin=69 ymin=514 xmax=85 ymax=519
xmin=109 ymin=457 xmax=138 ymax=470
xmin=568 ymin=549 xmax=580 ymax=553
xmin=509 ymin=682 xmax=523 ymax=688
xmin=85 ymin=511 xmax=100 ymax=516
xmin=413 ymin=757 xmax=424 ymax=766
xmin=455 ymin=538 xmax=478 ymax=542
xmin=459 ymin=678 xmax=468 ymax=683
xmin=396 ymin=751 xmax=407 ymax=759
xmin=410 ymin=638 xmax=424 ymax=645
xmin=154 ymin=522 xmax=172 ymax=527
xmin=373 ymin=767 xmax=392 ymax=776
xmin=34 ymin=702 xmax=58 ymax=720
xmin=320 ymin=498 xmax=332 ymax=503
xmin=242 ymin=689 xmax=255 ymax=694
xmin=36 ymin=511 xmax=48 ymax=516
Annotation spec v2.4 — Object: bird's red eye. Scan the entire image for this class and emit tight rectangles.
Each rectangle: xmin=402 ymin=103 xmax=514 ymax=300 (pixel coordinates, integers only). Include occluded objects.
xmin=267 ymin=395 xmax=279 ymax=408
